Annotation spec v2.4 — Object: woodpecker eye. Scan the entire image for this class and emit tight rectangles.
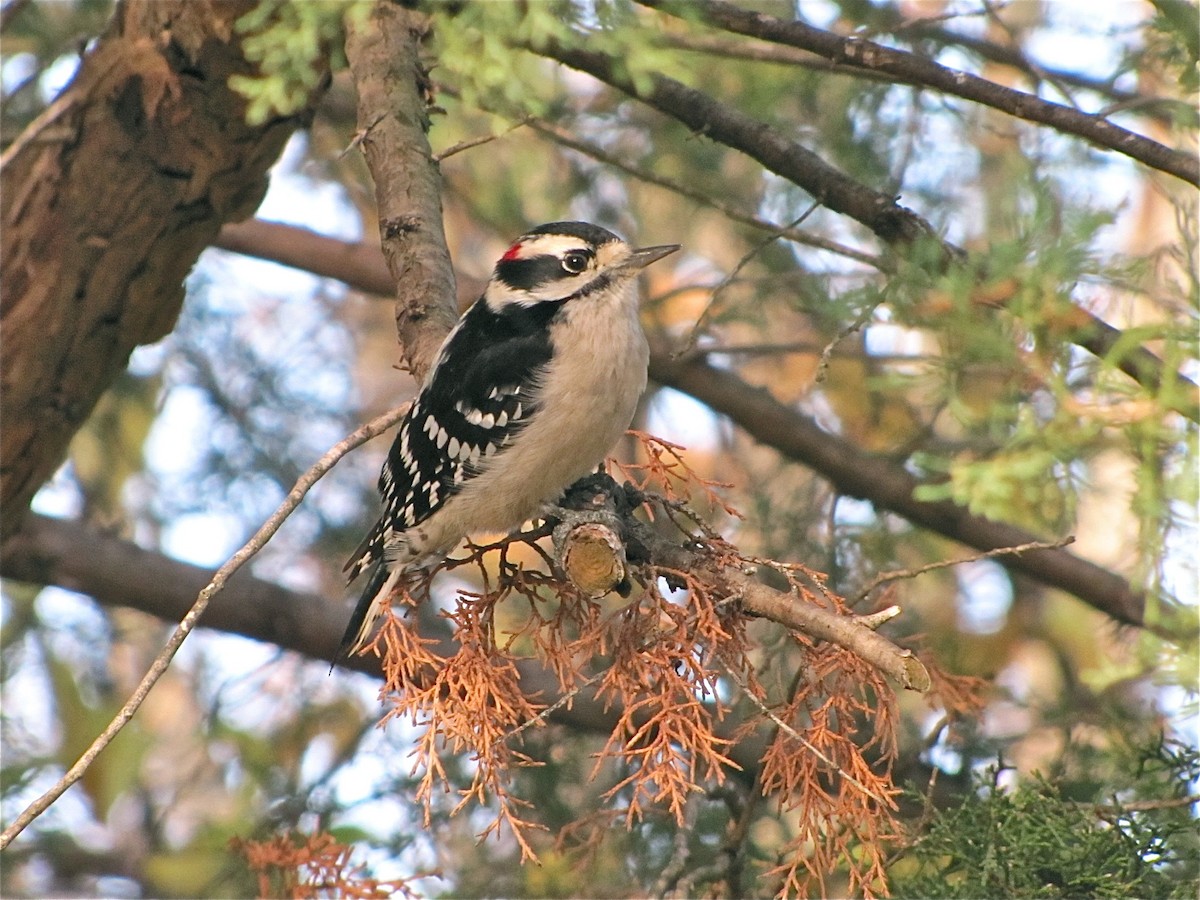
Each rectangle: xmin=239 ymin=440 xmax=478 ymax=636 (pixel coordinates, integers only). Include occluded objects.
xmin=561 ymin=251 xmax=589 ymax=274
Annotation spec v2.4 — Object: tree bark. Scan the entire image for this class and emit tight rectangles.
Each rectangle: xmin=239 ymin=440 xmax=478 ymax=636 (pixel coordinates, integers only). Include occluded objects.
xmin=0 ymin=0 xmax=325 ymax=542
xmin=343 ymin=2 xmax=458 ymax=381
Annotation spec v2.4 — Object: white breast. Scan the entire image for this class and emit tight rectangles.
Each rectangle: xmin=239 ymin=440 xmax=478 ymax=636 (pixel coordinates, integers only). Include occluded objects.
xmin=405 ymin=275 xmax=648 ymax=558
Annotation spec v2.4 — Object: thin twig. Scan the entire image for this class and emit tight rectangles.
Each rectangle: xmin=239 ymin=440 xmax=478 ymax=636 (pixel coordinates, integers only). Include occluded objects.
xmin=433 ymin=122 xmax=525 ymax=162
xmin=503 ymin=672 xmax=602 ymax=743
xmin=724 ymin=665 xmax=892 ymax=807
xmin=814 ymin=298 xmax=883 ymax=384
xmin=854 ymin=536 xmax=1076 ymax=604
xmin=0 ymin=92 xmax=78 ymax=171
xmin=0 ymin=404 xmax=409 ymax=851
xmin=675 ymin=207 xmax=818 ymax=358
xmin=979 ymin=0 xmax=1082 ymax=113
xmin=1091 ymin=793 xmax=1200 ymax=815
xmin=639 ymin=0 xmax=1199 ymax=187
xmin=339 ymin=113 xmax=384 ymax=159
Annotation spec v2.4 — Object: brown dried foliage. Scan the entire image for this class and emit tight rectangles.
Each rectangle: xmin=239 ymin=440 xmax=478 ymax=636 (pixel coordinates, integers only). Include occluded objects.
xmin=361 ymin=434 xmax=914 ymax=897
xmin=230 ymin=831 xmax=420 ymax=899
xmin=615 ymin=431 xmax=743 ymax=521
xmin=757 ymin=639 xmax=900 ymax=898
xmin=367 ymin=588 xmax=548 ymax=862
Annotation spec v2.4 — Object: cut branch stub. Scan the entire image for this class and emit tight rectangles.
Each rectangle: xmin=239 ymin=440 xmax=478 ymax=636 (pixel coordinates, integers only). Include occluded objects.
xmin=548 ymin=473 xmax=930 ymax=692
xmin=554 ymin=517 xmax=629 ymax=598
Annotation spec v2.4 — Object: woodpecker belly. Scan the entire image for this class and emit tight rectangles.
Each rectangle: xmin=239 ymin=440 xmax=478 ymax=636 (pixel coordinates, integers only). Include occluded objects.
xmin=400 ymin=279 xmax=649 ymax=559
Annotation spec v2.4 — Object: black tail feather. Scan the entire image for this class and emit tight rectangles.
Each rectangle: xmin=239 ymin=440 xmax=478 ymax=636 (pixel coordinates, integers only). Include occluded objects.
xmin=331 ymin=561 xmax=389 ymax=671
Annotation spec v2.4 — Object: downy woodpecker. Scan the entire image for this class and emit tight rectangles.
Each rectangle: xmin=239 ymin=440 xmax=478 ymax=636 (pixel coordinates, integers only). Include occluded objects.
xmin=338 ymin=222 xmax=678 ymax=661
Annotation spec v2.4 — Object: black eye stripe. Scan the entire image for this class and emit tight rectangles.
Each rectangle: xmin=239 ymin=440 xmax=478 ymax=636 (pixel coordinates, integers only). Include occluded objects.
xmin=496 ymin=251 xmax=592 ymax=291
xmin=495 ymin=256 xmax=565 ymax=292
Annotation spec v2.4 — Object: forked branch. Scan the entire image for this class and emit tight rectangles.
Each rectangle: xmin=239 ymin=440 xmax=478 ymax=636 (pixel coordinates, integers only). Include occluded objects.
xmin=640 ymin=0 xmax=1199 ymax=187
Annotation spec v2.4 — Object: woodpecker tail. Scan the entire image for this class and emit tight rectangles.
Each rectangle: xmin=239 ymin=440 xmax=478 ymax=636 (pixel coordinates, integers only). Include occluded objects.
xmin=333 ymin=562 xmax=404 ymax=669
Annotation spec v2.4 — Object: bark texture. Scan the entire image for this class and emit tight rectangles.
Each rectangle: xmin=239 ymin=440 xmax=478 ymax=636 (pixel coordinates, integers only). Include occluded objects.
xmin=344 ymin=2 xmax=458 ymax=381
xmin=0 ymin=0 xmax=324 ymax=540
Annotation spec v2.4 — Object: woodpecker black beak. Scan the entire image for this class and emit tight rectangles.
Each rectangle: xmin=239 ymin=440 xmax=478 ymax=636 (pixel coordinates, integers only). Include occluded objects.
xmin=622 ymin=244 xmax=680 ymax=270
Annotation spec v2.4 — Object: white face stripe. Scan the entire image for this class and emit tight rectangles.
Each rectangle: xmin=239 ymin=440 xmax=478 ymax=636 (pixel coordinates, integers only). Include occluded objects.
xmin=505 ymin=234 xmax=597 ymax=260
xmin=505 ymin=236 xmax=631 ymax=268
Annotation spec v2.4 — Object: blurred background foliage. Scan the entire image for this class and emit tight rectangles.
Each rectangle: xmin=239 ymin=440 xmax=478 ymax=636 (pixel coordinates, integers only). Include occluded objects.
xmin=1 ymin=0 xmax=1196 ymax=896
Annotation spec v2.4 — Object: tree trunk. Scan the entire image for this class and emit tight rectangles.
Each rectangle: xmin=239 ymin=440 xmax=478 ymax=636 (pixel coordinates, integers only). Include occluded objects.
xmin=0 ymin=0 xmax=324 ymax=540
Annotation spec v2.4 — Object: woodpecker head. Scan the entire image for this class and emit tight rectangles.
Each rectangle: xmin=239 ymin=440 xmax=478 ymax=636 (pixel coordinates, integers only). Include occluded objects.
xmin=484 ymin=221 xmax=679 ymax=311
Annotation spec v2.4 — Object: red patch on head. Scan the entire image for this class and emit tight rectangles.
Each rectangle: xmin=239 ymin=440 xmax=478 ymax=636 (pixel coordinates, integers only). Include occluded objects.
xmin=500 ymin=242 xmax=524 ymax=262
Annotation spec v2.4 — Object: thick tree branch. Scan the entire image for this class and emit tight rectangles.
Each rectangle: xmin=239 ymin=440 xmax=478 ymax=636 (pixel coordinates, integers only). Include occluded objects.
xmin=649 ymin=354 xmax=1146 ymax=628
xmin=536 ymin=38 xmax=942 ymax=251
xmin=0 ymin=0 xmax=325 ymax=542
xmin=0 ymin=512 xmax=767 ymax=780
xmin=641 ymin=0 xmax=1198 ymax=187
xmin=530 ymin=38 xmax=1200 ymax=423
xmin=210 ymin=220 xmax=1148 ymax=627
xmin=343 ymin=2 xmax=457 ymax=380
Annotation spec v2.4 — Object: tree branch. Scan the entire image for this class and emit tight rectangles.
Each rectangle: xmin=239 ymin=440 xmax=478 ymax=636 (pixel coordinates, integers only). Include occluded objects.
xmin=0 ymin=405 xmax=406 ymax=850
xmin=535 ymin=37 xmax=943 ymax=251
xmin=519 ymin=116 xmax=884 ymax=269
xmin=649 ymin=354 xmax=1146 ymax=627
xmin=0 ymin=0 xmax=464 ymax=849
xmin=218 ymin=218 xmax=396 ymax=295
xmin=900 ymin=24 xmax=1181 ymax=123
xmin=641 ymin=0 xmax=1198 ymax=187
xmin=551 ymin=476 xmax=930 ymax=691
xmin=658 ymin=24 xmax=1182 ymax=125
xmin=529 ymin=37 xmax=1200 ymax=423
xmin=0 ymin=511 xmax=768 ymax=781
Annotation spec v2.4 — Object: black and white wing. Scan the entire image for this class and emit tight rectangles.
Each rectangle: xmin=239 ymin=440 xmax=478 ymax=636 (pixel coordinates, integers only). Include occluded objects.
xmin=343 ymin=298 xmax=562 ymax=581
